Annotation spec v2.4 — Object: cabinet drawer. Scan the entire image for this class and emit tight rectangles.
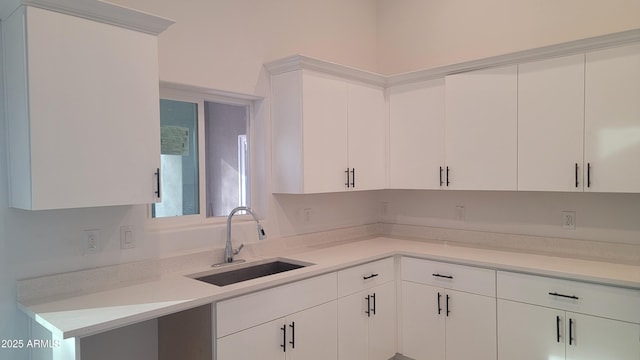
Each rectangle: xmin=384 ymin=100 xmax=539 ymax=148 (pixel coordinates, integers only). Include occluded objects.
xmin=401 ymin=257 xmax=495 ymax=297
xmin=338 ymin=257 xmax=395 ymax=298
xmin=216 ymin=272 xmax=337 ymax=337
xmin=497 ymin=271 xmax=640 ymax=323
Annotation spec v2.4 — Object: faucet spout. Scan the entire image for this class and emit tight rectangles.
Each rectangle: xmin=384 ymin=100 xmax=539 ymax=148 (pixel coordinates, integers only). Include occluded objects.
xmin=225 ymin=206 xmax=266 ymax=263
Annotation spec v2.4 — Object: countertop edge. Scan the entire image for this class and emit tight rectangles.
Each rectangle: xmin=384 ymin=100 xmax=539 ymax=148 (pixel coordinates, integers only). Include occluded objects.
xmin=19 ymin=237 xmax=640 ymax=339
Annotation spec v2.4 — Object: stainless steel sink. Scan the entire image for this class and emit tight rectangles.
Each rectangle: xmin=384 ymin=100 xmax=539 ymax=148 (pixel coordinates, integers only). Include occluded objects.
xmin=192 ymin=260 xmax=308 ymax=286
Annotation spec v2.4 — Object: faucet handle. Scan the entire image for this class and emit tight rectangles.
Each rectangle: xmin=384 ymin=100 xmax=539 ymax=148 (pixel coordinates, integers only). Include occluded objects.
xmin=233 ymin=243 xmax=244 ymax=255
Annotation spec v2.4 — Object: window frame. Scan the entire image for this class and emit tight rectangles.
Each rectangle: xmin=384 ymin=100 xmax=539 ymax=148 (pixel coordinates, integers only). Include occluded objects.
xmin=148 ymin=82 xmax=261 ymax=230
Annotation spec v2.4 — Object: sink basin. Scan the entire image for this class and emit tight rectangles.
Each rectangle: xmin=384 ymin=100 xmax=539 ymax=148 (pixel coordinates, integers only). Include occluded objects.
xmin=193 ymin=260 xmax=308 ymax=286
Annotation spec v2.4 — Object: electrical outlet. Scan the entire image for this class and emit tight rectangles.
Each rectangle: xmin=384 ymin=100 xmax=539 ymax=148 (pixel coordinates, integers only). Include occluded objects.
xmin=84 ymin=229 xmax=100 ymax=253
xmin=562 ymin=211 xmax=576 ymax=230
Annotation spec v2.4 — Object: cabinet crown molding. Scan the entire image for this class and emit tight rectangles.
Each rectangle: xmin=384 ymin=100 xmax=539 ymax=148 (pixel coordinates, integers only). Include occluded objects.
xmin=267 ymin=29 xmax=640 ymax=88
xmin=0 ymin=0 xmax=174 ymax=35
xmin=265 ymin=54 xmax=387 ymax=87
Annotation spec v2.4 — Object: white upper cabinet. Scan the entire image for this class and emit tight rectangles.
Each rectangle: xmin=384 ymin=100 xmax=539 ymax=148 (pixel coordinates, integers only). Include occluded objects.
xmin=270 ymin=64 xmax=385 ymax=194
xmin=445 ymin=65 xmax=518 ymax=190
xmin=389 ymin=79 xmax=445 ymax=189
xmin=347 ymin=82 xmax=386 ymax=191
xmin=585 ymin=43 xmax=640 ymax=193
xmin=2 ymin=2 xmax=172 ymax=209
xmin=518 ymin=54 xmax=586 ymax=191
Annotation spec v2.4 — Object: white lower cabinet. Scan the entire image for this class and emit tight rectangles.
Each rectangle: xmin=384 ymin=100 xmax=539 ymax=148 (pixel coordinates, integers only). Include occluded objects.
xmin=217 ymin=301 xmax=337 ymax=360
xmin=497 ymin=271 xmax=640 ymax=360
xmin=338 ymin=281 xmax=397 ymax=360
xmin=400 ymin=258 xmax=497 ymax=360
xmin=216 ymin=273 xmax=338 ymax=360
xmin=337 ymin=258 xmax=397 ymax=360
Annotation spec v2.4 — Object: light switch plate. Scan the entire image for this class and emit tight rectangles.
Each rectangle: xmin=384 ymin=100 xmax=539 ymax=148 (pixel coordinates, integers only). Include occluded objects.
xmin=120 ymin=225 xmax=136 ymax=249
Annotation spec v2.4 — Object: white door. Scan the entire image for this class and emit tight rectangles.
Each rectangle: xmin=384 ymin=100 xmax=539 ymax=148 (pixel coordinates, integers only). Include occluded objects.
xmin=302 ymin=71 xmax=348 ymax=193
xmin=216 ymin=318 xmax=285 ymax=360
xmin=347 ymin=82 xmax=386 ymax=191
xmin=584 ymin=43 xmax=640 ymax=193
xmin=445 ymin=65 xmax=518 ymax=190
xmin=497 ymin=299 xmax=565 ymax=360
xmin=518 ymin=54 xmax=585 ymax=191
xmin=368 ymin=281 xmax=397 ymax=360
xmin=445 ymin=289 xmax=496 ymax=360
xmin=401 ymin=281 xmax=445 ymax=360
xmin=389 ymin=79 xmax=446 ymax=189
xmin=565 ymin=312 xmax=640 ymax=360
xmin=288 ymin=301 xmax=338 ymax=360
xmin=338 ymin=291 xmax=369 ymax=360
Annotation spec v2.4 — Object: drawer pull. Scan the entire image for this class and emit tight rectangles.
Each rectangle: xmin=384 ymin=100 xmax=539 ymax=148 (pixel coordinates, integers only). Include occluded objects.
xmin=281 ymin=324 xmax=287 ymax=352
xmin=432 ymin=273 xmax=453 ymax=279
xmin=569 ymin=318 xmax=574 ymax=345
xmin=556 ymin=316 xmax=561 ymax=343
xmin=289 ymin=322 xmax=295 ymax=349
xmin=549 ymin=292 xmax=579 ymax=300
xmin=446 ymin=294 xmax=451 ymax=316
xmin=363 ymin=273 xmax=379 ymax=280
xmin=371 ymin=293 xmax=376 ymax=315
xmin=365 ymin=295 xmax=371 ymax=317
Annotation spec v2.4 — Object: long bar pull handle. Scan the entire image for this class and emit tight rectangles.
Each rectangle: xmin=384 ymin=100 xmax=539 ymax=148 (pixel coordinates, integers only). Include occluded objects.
xmin=351 ymin=168 xmax=356 ymax=188
xmin=549 ymin=292 xmax=579 ymax=300
xmin=556 ymin=316 xmax=561 ymax=343
xmin=345 ymin=168 xmax=350 ymax=188
xmin=363 ymin=273 xmax=379 ymax=280
xmin=575 ymin=163 xmax=579 ymax=188
xmin=587 ymin=163 xmax=591 ymax=188
xmin=365 ymin=295 xmax=371 ymax=317
xmin=371 ymin=293 xmax=376 ymax=315
xmin=432 ymin=273 xmax=453 ymax=279
xmin=569 ymin=318 xmax=574 ymax=346
xmin=446 ymin=166 xmax=450 ymax=186
xmin=289 ymin=322 xmax=295 ymax=349
xmin=155 ymin=168 xmax=161 ymax=198
xmin=446 ymin=294 xmax=450 ymax=317
xmin=440 ymin=167 xmax=444 ymax=186
xmin=437 ymin=292 xmax=442 ymax=315
xmin=281 ymin=324 xmax=287 ymax=352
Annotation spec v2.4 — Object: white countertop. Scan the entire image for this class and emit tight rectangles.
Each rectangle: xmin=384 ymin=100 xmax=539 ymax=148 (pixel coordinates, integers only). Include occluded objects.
xmin=19 ymin=237 xmax=640 ymax=339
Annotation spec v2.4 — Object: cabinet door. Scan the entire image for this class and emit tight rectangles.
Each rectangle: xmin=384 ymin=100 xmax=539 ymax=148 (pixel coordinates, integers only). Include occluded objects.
xmin=445 ymin=65 xmax=517 ymax=190
xmin=302 ymin=71 xmax=348 ymax=193
xmin=217 ymin=318 xmax=284 ymax=360
xmin=401 ymin=281 xmax=445 ymax=360
xmin=565 ymin=312 xmax=640 ymax=360
xmin=498 ymin=299 xmax=565 ymax=360
xmin=518 ymin=54 xmax=585 ymax=191
xmin=368 ymin=281 xmax=397 ymax=360
xmin=445 ymin=289 xmax=496 ymax=360
xmin=347 ymin=82 xmax=386 ymax=191
xmin=289 ymin=301 xmax=338 ymax=360
xmin=7 ymin=7 xmax=161 ymax=209
xmin=338 ymin=291 xmax=369 ymax=360
xmin=585 ymin=43 xmax=640 ymax=193
xmin=389 ymin=79 xmax=446 ymax=189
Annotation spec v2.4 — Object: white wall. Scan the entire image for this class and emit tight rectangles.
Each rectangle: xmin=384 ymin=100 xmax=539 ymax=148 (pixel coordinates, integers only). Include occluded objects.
xmin=376 ymin=0 xmax=640 ymax=74
xmin=0 ymin=2 xmax=381 ymax=359
xmin=2 ymin=1 xmax=640 ymax=359
xmin=381 ymin=190 xmax=640 ymax=245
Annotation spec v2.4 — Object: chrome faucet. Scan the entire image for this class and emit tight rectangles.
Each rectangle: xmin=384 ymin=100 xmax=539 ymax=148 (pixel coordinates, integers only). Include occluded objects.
xmin=224 ymin=206 xmax=266 ymax=263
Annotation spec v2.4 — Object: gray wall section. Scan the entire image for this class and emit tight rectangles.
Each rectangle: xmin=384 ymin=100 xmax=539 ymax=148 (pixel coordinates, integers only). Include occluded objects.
xmin=205 ymin=101 xmax=248 ymax=217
